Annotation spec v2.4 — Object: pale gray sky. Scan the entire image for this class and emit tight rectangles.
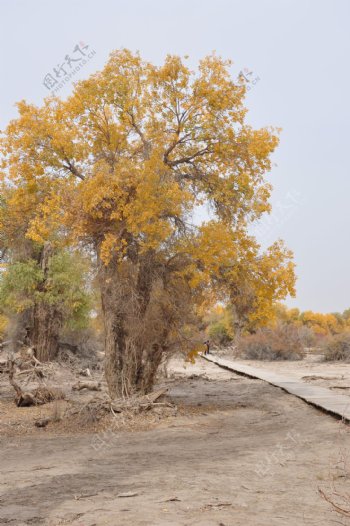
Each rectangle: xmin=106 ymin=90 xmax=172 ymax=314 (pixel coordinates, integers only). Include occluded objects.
xmin=1 ymin=0 xmax=349 ymax=313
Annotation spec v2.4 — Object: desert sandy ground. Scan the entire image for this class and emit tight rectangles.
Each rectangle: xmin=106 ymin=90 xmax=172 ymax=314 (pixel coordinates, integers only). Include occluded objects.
xmin=0 ymin=356 xmax=350 ymax=525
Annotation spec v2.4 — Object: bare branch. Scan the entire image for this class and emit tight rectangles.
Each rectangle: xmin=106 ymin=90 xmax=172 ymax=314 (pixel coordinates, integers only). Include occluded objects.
xmin=62 ymin=158 xmax=85 ymax=180
xmin=164 ymin=147 xmax=209 ymax=167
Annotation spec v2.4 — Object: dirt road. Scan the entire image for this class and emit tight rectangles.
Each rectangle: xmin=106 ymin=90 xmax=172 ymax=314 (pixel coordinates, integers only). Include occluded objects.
xmin=0 ymin=358 xmax=349 ymax=525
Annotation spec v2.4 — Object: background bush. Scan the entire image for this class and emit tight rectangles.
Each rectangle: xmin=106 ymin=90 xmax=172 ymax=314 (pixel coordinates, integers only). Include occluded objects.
xmin=238 ymin=323 xmax=305 ymax=361
xmin=323 ymin=332 xmax=350 ymax=362
xmin=208 ymin=321 xmax=233 ymax=346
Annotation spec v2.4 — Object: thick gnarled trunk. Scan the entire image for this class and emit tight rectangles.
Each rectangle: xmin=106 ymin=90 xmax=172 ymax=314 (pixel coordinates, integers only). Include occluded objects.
xmin=32 ymin=243 xmax=62 ymax=362
xmin=99 ymin=252 xmax=166 ymax=399
xmin=99 ymin=258 xmax=127 ymax=398
xmin=135 ymin=343 xmax=164 ymax=394
xmin=102 ymin=302 xmax=126 ymax=398
xmin=32 ymin=302 xmax=61 ymax=362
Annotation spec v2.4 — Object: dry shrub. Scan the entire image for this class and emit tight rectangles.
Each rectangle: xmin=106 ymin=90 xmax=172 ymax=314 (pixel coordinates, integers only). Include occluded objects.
xmin=238 ymin=323 xmax=304 ymax=361
xmin=31 ymin=386 xmax=64 ymax=404
xmin=296 ymin=325 xmax=317 ymax=347
xmin=323 ymin=332 xmax=350 ymax=362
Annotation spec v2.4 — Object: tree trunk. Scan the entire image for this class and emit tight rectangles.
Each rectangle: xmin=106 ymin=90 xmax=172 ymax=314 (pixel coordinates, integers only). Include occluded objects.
xmin=31 ymin=243 xmax=62 ymax=362
xmin=135 ymin=343 xmax=164 ymax=394
xmin=99 ymin=251 xmax=165 ymax=399
xmin=32 ymin=302 xmax=61 ymax=361
xmin=99 ymin=258 xmax=127 ymax=398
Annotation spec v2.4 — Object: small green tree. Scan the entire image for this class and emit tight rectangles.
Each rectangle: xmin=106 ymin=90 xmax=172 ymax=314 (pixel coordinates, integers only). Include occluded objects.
xmin=208 ymin=321 xmax=233 ymax=346
xmin=0 ymin=247 xmax=91 ymax=360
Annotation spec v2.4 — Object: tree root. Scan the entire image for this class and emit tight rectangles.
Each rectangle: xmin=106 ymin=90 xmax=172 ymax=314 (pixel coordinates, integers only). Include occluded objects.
xmin=67 ymin=387 xmax=172 ymax=422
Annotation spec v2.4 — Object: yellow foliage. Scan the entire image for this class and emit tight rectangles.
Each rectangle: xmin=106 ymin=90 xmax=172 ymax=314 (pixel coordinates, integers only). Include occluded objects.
xmin=300 ymin=311 xmax=342 ymax=336
xmin=0 ymin=49 xmax=296 ymax=332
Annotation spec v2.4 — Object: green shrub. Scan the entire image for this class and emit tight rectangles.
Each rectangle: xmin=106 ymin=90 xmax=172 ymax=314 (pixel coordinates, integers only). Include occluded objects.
xmin=208 ymin=321 xmax=233 ymax=346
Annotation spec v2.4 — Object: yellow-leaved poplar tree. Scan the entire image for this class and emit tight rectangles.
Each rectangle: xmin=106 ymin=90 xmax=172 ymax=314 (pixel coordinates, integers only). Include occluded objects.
xmin=1 ymin=49 xmax=295 ymax=397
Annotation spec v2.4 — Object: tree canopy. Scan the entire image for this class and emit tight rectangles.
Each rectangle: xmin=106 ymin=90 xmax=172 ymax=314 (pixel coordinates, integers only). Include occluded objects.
xmin=0 ymin=49 xmax=296 ymax=396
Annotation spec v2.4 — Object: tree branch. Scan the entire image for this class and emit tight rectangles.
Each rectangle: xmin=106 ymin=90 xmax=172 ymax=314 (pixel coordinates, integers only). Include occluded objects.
xmin=62 ymin=158 xmax=85 ymax=180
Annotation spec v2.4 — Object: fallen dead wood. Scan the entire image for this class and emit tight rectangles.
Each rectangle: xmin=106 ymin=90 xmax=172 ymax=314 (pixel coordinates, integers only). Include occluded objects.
xmin=302 ymin=375 xmax=342 ymax=381
xmin=35 ymin=418 xmax=50 ymax=428
xmin=138 ymin=388 xmax=168 ymax=404
xmin=72 ymin=381 xmax=101 ymax=392
xmin=8 ymin=360 xmax=64 ymax=407
xmin=74 ymin=492 xmax=99 ymax=500
xmin=202 ymin=502 xmax=232 ymax=511
xmin=8 ymin=351 xmax=47 ymax=382
xmin=110 ymin=387 xmax=170 ymax=412
xmin=79 ymin=368 xmax=91 ymax=377
xmin=17 ymin=367 xmax=45 ymax=378
xmin=319 ymin=488 xmax=350 ymax=518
